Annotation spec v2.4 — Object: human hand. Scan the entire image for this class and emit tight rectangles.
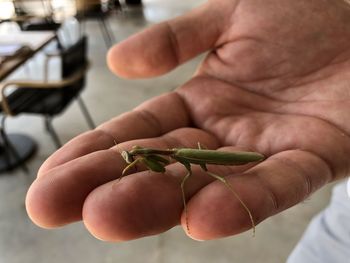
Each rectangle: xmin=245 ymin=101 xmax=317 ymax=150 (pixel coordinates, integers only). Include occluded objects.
xmin=26 ymin=0 xmax=350 ymax=241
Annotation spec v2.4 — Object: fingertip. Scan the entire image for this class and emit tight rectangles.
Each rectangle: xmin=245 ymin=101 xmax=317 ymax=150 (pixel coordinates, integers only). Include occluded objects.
xmin=107 ymin=43 xmax=132 ymax=79
xmin=25 ymin=178 xmax=79 ymax=229
xmin=82 ymin=201 xmax=113 ymax=242
xmin=25 ymin=181 xmax=51 ymax=228
xmin=107 ymin=24 xmax=178 ymax=79
xmin=82 ymin=186 xmax=128 ymax=242
xmin=107 ymin=41 xmax=146 ymax=79
xmin=180 ymin=215 xmax=205 ymax=242
xmin=82 ymin=173 xmax=183 ymax=242
xmin=82 ymin=180 xmax=151 ymax=242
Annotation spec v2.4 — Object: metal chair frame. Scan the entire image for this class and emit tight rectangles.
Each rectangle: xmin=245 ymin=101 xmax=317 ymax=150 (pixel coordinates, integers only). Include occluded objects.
xmin=0 ymin=61 xmax=95 ymax=148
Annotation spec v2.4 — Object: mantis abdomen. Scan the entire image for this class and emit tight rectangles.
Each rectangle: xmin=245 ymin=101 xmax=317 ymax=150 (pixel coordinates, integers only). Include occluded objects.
xmin=173 ymin=148 xmax=265 ymax=165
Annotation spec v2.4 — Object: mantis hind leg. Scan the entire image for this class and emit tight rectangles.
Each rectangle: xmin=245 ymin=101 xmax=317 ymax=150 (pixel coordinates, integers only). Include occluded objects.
xmin=205 ymin=170 xmax=256 ymax=237
xmin=197 ymin=142 xmax=208 ymax=150
xmin=180 ymin=170 xmax=192 ymax=234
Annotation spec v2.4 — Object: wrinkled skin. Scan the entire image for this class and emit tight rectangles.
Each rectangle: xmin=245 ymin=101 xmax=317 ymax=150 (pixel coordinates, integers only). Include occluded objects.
xmin=26 ymin=0 xmax=350 ymax=241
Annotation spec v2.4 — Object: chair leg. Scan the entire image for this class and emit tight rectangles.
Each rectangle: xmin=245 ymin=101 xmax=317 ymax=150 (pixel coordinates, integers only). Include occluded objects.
xmin=44 ymin=117 xmax=62 ymax=149
xmin=54 ymin=33 xmax=64 ymax=51
xmin=77 ymin=96 xmax=96 ymax=129
xmin=0 ymin=116 xmax=29 ymax=174
xmin=98 ymin=16 xmax=114 ymax=47
xmin=79 ymin=19 xmax=86 ymax=38
xmin=0 ymin=125 xmax=16 ymax=171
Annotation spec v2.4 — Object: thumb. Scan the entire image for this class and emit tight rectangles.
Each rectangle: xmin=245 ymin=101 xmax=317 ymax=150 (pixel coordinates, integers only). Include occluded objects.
xmin=107 ymin=0 xmax=236 ymax=79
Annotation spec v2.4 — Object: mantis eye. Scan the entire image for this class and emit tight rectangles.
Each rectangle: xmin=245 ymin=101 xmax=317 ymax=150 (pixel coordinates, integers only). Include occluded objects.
xmin=121 ymin=151 xmax=134 ymax=164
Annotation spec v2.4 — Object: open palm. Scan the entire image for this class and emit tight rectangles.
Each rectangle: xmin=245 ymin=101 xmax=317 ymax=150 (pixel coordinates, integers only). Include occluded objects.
xmin=26 ymin=0 xmax=350 ymax=241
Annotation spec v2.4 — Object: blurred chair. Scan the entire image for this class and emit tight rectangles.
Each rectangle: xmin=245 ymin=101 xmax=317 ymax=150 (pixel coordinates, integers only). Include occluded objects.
xmin=0 ymin=35 xmax=95 ymax=149
xmin=12 ymin=0 xmax=63 ymax=55
xmin=12 ymin=0 xmax=61 ymax=31
xmin=125 ymin=0 xmax=142 ymax=6
xmin=75 ymin=0 xmax=116 ymax=47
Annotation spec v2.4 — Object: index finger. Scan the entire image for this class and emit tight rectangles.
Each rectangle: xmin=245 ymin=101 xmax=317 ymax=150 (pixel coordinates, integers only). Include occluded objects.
xmin=38 ymin=92 xmax=189 ymax=176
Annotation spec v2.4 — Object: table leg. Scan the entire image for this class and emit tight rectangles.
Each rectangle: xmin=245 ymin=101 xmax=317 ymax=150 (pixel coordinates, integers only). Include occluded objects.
xmin=0 ymin=134 xmax=37 ymax=173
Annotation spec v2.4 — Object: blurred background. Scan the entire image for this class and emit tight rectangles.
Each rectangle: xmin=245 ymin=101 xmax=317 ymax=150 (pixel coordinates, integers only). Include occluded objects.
xmin=0 ymin=0 xmax=336 ymax=262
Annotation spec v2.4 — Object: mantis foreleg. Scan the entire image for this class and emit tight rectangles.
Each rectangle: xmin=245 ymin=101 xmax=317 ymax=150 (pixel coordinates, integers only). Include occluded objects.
xmin=121 ymin=158 xmax=143 ymax=178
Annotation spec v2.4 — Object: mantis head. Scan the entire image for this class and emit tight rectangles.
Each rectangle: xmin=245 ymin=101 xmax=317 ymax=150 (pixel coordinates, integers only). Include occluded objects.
xmin=121 ymin=150 xmax=134 ymax=164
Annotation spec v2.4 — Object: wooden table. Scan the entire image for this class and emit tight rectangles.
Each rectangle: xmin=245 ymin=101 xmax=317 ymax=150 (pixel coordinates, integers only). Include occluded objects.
xmin=0 ymin=31 xmax=55 ymax=173
xmin=0 ymin=31 xmax=55 ymax=81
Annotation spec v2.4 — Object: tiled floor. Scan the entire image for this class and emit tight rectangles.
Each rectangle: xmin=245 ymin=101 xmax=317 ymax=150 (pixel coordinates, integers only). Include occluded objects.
xmin=0 ymin=1 xmax=335 ymax=262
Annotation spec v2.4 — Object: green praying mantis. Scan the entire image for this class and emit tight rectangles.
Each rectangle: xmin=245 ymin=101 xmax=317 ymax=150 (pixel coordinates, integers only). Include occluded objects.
xmin=120 ymin=143 xmax=265 ymax=236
